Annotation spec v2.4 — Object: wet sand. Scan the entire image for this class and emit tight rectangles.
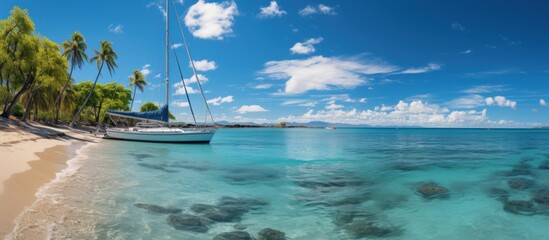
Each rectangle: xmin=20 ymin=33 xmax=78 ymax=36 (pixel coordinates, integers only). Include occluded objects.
xmin=0 ymin=122 xmax=97 ymax=238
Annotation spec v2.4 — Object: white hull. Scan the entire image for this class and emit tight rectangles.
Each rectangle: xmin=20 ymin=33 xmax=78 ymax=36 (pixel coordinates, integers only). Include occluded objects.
xmin=106 ymin=127 xmax=216 ymax=143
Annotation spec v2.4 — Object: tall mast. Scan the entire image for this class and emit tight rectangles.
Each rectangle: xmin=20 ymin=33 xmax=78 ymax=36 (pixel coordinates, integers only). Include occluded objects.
xmin=165 ymin=0 xmax=169 ymax=108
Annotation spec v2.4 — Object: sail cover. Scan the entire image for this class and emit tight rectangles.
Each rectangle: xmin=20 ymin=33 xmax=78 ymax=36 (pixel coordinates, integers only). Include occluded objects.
xmin=107 ymin=104 xmax=169 ymax=123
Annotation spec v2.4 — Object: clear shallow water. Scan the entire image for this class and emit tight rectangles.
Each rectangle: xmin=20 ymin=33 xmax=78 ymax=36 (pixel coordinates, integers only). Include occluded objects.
xmin=10 ymin=128 xmax=549 ymax=239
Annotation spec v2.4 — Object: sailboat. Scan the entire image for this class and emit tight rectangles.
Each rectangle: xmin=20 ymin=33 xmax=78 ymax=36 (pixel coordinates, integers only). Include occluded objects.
xmin=105 ymin=0 xmax=216 ymax=143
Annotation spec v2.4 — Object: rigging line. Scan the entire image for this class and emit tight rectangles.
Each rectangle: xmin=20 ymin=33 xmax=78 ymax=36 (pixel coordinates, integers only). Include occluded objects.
xmin=171 ymin=0 xmax=216 ymax=125
xmin=173 ymin=49 xmax=197 ymax=124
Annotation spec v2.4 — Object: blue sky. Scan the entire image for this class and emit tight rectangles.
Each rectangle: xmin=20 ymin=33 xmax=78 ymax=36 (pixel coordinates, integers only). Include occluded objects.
xmin=3 ymin=0 xmax=549 ymax=127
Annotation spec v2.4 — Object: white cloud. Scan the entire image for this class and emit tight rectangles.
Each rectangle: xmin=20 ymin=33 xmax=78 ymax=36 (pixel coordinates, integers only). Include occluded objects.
xmin=185 ymin=0 xmax=238 ymax=40
xmin=207 ymin=96 xmax=234 ymax=106
xmin=325 ymin=101 xmax=344 ymax=109
xmin=237 ymin=105 xmax=267 ymax=114
xmin=260 ymin=55 xmax=397 ymax=94
xmin=462 ymin=85 xmax=506 ymax=94
xmin=154 ymin=73 xmax=161 ymax=78
xmin=399 ymin=63 xmax=441 ymax=74
xmin=359 ymin=98 xmax=367 ymax=103
xmin=299 ymin=4 xmax=336 ymax=16
xmin=140 ymin=64 xmax=152 ymax=76
xmin=173 ymin=74 xmax=209 ymax=86
xmin=318 ymin=4 xmax=336 ymax=14
xmin=258 ymin=1 xmax=286 ymax=18
xmin=460 ymin=49 xmax=472 ymax=54
xmin=171 ymin=43 xmax=183 ymax=49
xmin=451 ymin=22 xmax=466 ymax=32
xmin=447 ymin=95 xmax=485 ymax=109
xmin=290 ymin=37 xmax=323 ymax=55
xmin=254 ymin=83 xmax=273 ymax=89
xmin=191 ymin=59 xmax=217 ymax=71
xmin=278 ymin=100 xmax=497 ymax=127
xmin=299 ymin=102 xmax=316 ymax=107
xmin=172 ymin=100 xmax=189 ymax=107
xmin=108 ymin=24 xmax=123 ymax=34
xmin=485 ymin=96 xmax=517 ymax=108
xmin=173 ymin=85 xmax=198 ymax=95
xmin=282 ymin=100 xmax=316 ymax=107
xmin=541 ymin=99 xmax=547 ymax=106
xmin=147 ymin=0 xmax=167 ymax=17
xmin=299 ymin=5 xmax=317 ymax=16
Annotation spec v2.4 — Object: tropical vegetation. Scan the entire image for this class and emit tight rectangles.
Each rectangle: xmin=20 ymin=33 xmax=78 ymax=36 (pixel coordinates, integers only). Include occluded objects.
xmin=140 ymin=101 xmax=176 ymax=120
xmin=0 ymin=6 xmax=144 ymax=126
xmin=129 ymin=70 xmax=147 ymax=110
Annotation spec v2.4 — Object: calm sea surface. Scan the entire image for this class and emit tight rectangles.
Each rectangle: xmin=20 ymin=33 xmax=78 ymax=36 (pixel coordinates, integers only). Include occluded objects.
xmin=9 ymin=128 xmax=549 ymax=239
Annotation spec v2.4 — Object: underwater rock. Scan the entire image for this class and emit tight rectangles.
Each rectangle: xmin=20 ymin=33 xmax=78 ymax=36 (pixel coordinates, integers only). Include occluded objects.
xmin=532 ymin=188 xmax=549 ymax=205
xmin=327 ymin=195 xmax=368 ymax=207
xmin=190 ymin=197 xmax=268 ymax=223
xmin=190 ymin=204 xmax=218 ymax=213
xmin=213 ymin=231 xmax=256 ymax=240
xmin=487 ymin=188 xmax=510 ymax=202
xmin=503 ymin=200 xmax=537 ymax=215
xmin=167 ymin=214 xmax=212 ymax=232
xmin=538 ymin=160 xmax=549 ymax=169
xmin=416 ymin=182 xmax=449 ymax=199
xmin=497 ymin=169 xmax=532 ymax=177
xmin=134 ymin=203 xmax=182 ymax=214
xmin=507 ymin=178 xmax=535 ymax=190
xmin=257 ymin=228 xmax=286 ymax=240
xmin=218 ymin=196 xmax=269 ymax=210
xmin=129 ymin=153 xmax=154 ymax=161
xmin=332 ymin=210 xmax=376 ymax=227
xmin=343 ymin=221 xmax=401 ymax=239
xmin=295 ymin=179 xmax=365 ymax=190
xmin=223 ymin=168 xmax=280 ymax=184
xmin=137 ymin=163 xmax=177 ymax=173
xmin=203 ymin=208 xmax=243 ymax=222
xmin=233 ymin=223 xmax=249 ymax=230
xmin=170 ymin=162 xmax=212 ymax=171
xmin=513 ymin=162 xmax=533 ymax=169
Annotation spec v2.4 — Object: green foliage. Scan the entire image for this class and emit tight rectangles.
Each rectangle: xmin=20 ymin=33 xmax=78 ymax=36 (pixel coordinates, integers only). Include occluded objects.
xmin=129 ymin=70 xmax=147 ymax=92
xmin=90 ymin=41 xmax=117 ymax=75
xmin=12 ymin=102 xmax=24 ymax=118
xmin=139 ymin=101 xmax=159 ymax=112
xmin=72 ymin=81 xmax=131 ymax=124
xmin=62 ymin=32 xmax=88 ymax=69
xmin=129 ymin=69 xmax=147 ymax=109
xmin=70 ymin=40 xmax=118 ymax=126
xmin=139 ymin=101 xmax=175 ymax=120
xmin=0 ymin=6 xmax=69 ymax=119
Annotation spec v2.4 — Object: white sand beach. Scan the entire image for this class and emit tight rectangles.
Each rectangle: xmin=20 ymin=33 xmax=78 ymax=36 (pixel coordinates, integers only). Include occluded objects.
xmin=0 ymin=120 xmax=99 ymax=237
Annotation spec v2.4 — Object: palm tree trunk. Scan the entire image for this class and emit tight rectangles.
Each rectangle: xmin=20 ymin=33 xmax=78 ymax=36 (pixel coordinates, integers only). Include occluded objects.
xmin=69 ymin=61 xmax=104 ymax=127
xmin=130 ymin=85 xmax=137 ymax=110
xmin=3 ymin=80 xmax=10 ymax=113
xmin=22 ymin=84 xmax=37 ymax=122
xmin=54 ymin=64 xmax=74 ymax=124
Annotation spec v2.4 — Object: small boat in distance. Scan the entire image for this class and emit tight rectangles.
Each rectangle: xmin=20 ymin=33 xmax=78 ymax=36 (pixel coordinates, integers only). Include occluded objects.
xmin=105 ymin=0 xmax=216 ymax=143
xmin=325 ymin=126 xmax=336 ymax=130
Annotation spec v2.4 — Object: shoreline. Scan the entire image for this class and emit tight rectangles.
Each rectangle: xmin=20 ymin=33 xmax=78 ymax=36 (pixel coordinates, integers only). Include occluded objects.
xmin=0 ymin=121 xmax=99 ymax=237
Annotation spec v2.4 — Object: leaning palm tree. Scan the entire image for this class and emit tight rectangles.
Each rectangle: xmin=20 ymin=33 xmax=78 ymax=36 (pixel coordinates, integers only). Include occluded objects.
xmin=128 ymin=70 xmax=147 ymax=110
xmin=55 ymin=32 xmax=87 ymax=123
xmin=70 ymin=41 xmax=117 ymax=127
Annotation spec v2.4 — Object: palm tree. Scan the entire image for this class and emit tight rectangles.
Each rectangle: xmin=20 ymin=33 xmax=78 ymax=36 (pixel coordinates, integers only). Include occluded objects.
xmin=55 ymin=32 xmax=87 ymax=123
xmin=128 ymin=70 xmax=147 ymax=110
xmin=70 ymin=41 xmax=117 ymax=127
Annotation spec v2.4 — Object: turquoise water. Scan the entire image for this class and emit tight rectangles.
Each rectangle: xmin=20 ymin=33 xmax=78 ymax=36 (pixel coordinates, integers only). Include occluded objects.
xmin=12 ymin=128 xmax=549 ymax=239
